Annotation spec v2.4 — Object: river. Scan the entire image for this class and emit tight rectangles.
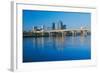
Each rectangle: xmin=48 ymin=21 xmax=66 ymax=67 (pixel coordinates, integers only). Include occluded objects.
xmin=23 ymin=35 xmax=91 ymax=62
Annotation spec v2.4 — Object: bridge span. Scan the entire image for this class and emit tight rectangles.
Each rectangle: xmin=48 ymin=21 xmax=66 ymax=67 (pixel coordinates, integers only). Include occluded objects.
xmin=32 ymin=28 xmax=91 ymax=37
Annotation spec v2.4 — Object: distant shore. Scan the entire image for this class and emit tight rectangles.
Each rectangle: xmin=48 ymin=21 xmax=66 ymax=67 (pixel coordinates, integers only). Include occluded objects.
xmin=23 ymin=32 xmax=91 ymax=37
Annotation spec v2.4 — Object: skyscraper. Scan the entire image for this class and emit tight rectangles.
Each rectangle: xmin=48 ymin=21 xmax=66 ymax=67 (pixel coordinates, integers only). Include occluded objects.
xmin=52 ymin=22 xmax=55 ymax=30
xmin=58 ymin=20 xmax=64 ymax=29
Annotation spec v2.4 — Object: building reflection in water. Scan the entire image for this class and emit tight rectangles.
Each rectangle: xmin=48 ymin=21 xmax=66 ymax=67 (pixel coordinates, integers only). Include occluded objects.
xmin=23 ymin=33 xmax=90 ymax=62
xmin=32 ymin=37 xmax=44 ymax=49
xmin=31 ymin=35 xmax=89 ymax=51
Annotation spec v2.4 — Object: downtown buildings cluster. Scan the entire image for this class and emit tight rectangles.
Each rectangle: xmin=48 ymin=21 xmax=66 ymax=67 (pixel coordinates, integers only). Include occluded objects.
xmin=32 ymin=20 xmax=66 ymax=31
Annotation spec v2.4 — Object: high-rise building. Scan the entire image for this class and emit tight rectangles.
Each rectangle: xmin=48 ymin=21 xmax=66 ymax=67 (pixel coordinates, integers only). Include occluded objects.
xmin=58 ymin=20 xmax=64 ymax=29
xmin=52 ymin=22 xmax=55 ymax=30
xmin=41 ymin=25 xmax=45 ymax=30
xmin=34 ymin=26 xmax=38 ymax=30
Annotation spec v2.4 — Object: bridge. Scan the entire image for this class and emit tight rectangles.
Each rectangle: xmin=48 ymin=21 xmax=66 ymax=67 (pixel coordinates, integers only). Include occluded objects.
xmin=32 ymin=28 xmax=91 ymax=37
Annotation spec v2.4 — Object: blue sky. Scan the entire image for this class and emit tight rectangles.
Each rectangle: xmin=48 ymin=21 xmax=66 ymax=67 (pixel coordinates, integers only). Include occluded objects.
xmin=23 ymin=10 xmax=91 ymax=31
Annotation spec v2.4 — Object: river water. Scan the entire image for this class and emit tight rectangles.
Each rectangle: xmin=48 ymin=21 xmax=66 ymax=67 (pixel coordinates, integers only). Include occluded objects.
xmin=23 ymin=35 xmax=91 ymax=62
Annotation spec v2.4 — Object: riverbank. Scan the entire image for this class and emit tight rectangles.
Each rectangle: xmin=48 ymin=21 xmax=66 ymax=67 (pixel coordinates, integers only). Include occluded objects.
xmin=23 ymin=32 xmax=91 ymax=37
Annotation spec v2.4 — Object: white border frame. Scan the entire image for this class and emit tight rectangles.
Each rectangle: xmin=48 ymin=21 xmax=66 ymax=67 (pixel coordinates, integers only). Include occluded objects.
xmin=11 ymin=1 xmax=97 ymax=72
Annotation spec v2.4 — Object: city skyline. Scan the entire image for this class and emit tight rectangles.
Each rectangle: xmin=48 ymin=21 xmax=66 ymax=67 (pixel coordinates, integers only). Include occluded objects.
xmin=23 ymin=10 xmax=91 ymax=31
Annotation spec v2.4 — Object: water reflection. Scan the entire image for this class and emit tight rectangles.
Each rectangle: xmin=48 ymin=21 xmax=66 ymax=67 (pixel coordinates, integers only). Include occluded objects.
xmin=23 ymin=35 xmax=91 ymax=62
xmin=32 ymin=36 xmax=90 ymax=50
xmin=32 ymin=36 xmax=65 ymax=51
